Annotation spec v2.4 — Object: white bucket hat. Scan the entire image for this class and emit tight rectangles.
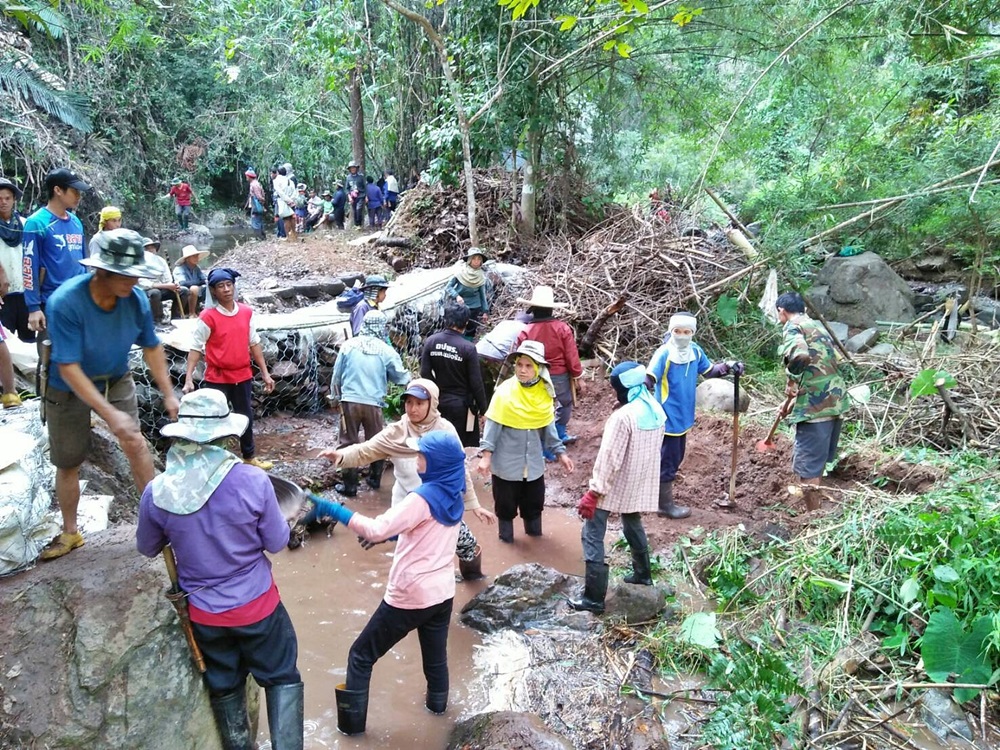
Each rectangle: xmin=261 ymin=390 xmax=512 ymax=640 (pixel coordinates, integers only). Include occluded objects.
xmin=517 ymin=285 xmax=567 ymax=309
xmin=175 ymin=244 xmax=211 ymax=265
xmin=506 ymin=339 xmax=548 ymax=366
xmin=160 ymin=390 xmax=249 ymax=443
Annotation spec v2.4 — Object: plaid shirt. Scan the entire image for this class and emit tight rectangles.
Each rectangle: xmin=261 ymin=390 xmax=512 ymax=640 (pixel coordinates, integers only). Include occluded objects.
xmin=589 ymin=403 xmax=661 ymax=514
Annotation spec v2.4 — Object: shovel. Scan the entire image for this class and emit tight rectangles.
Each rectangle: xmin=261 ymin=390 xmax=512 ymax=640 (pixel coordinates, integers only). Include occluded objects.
xmin=756 ymin=394 xmax=795 ymax=453
xmin=715 ymin=369 xmax=741 ymax=510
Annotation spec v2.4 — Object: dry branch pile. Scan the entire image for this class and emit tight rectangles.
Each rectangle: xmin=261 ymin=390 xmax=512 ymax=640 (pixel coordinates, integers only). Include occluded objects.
xmin=852 ymin=332 xmax=1000 ymax=451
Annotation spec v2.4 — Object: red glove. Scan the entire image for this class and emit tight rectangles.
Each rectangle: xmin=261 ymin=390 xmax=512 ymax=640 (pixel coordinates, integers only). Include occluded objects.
xmin=577 ymin=490 xmax=600 ymax=520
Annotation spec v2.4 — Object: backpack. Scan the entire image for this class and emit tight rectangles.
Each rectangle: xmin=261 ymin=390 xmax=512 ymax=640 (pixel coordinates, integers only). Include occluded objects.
xmin=336 ymin=288 xmax=365 ymax=313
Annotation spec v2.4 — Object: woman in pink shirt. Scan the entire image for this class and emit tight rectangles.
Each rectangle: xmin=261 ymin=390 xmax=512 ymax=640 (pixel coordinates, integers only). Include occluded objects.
xmin=312 ymin=430 xmax=466 ymax=735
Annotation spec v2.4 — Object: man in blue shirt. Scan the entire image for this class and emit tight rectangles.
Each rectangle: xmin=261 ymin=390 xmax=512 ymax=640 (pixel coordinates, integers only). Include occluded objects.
xmin=40 ymin=229 xmax=180 ymax=561
xmin=330 ymin=309 xmax=410 ymax=495
xmin=22 ymin=168 xmax=91 ymax=337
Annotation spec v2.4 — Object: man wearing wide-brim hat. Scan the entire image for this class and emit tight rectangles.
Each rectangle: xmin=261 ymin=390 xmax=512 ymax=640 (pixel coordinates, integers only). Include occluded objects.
xmin=136 ymin=389 xmax=304 ymax=749
xmin=514 ymin=284 xmax=583 ymax=453
xmin=39 ymin=228 xmax=180 ymax=561
xmin=173 ymin=244 xmax=210 ymax=319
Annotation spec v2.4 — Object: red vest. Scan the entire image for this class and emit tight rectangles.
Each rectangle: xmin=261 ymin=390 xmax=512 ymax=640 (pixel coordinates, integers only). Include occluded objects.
xmin=201 ymin=304 xmax=254 ymax=383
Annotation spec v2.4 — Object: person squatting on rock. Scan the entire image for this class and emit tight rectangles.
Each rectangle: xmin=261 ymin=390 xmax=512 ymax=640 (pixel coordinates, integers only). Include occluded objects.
xmin=40 ymin=229 xmax=179 ymax=560
xmin=514 ymin=285 xmax=583 ymax=452
xmin=136 ymin=389 xmax=304 ymax=750
xmin=646 ymin=312 xmax=743 ymax=519
xmin=0 ymin=176 xmax=26 ymax=408
xmin=349 ymin=274 xmax=389 ymax=336
xmin=173 ymin=245 xmax=210 ymax=319
xmin=443 ymin=248 xmax=490 ymax=339
xmin=477 ymin=340 xmax=574 ymax=543
xmin=311 ymin=430 xmax=468 ymax=735
xmin=776 ymin=292 xmax=849 ymax=512
xmin=570 ymin=362 xmax=666 ymax=614
xmin=330 ymin=309 xmax=410 ymax=496
xmin=138 ymin=236 xmax=179 ymax=325
xmin=184 ymin=268 xmax=276 ymax=471
xmin=22 ymin=167 xmax=90 ymax=338
xmin=420 ymin=302 xmax=489 ymax=448
xmin=319 ymin=379 xmax=495 ymax=581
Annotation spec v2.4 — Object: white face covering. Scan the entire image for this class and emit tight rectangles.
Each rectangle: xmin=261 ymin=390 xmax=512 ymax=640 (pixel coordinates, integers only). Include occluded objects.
xmin=671 ymin=333 xmax=693 ymax=350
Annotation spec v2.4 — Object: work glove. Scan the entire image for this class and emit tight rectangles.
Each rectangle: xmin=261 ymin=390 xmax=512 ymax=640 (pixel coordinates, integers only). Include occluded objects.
xmin=311 ymin=497 xmax=354 ymax=526
xmin=576 ymin=490 xmax=600 ymax=520
xmin=727 ymin=361 xmax=745 ymax=376
xmin=705 ymin=362 xmax=730 ymax=378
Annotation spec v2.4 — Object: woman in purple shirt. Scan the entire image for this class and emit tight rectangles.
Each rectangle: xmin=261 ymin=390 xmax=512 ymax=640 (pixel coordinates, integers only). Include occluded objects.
xmin=136 ymin=389 xmax=303 ymax=750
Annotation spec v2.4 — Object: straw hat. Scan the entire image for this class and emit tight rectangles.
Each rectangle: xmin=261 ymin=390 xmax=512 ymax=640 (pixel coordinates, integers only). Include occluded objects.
xmin=175 ymin=245 xmax=211 ymax=265
xmin=506 ymin=339 xmax=548 ymax=366
xmin=517 ymin=285 xmax=567 ymax=309
xmin=80 ymin=229 xmax=160 ymax=278
xmin=160 ymin=390 xmax=249 ymax=443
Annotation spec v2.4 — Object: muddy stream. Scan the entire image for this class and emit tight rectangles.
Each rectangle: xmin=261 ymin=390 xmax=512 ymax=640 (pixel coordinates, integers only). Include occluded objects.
xmin=257 ymin=466 xmax=586 ymax=749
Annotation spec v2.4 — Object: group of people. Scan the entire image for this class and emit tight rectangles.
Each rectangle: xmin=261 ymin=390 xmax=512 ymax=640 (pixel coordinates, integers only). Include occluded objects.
xmin=244 ymin=161 xmax=401 ymax=241
xmin=0 ymin=165 xmax=847 ymax=749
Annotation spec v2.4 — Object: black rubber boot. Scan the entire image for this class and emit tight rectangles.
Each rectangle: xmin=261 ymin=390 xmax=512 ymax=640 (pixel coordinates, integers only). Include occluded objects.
xmin=657 ymin=481 xmax=691 ymax=519
xmin=458 ymin=545 xmax=485 ymax=581
xmin=569 ymin=562 xmax=609 ymax=614
xmin=209 ymin=689 xmax=254 ymax=750
xmin=335 ymin=468 xmax=359 ymax=498
xmin=265 ymin=682 xmax=304 ymax=750
xmin=335 ymin=683 xmax=368 ymax=736
xmin=366 ymin=460 xmax=385 ymax=490
xmin=523 ymin=516 xmax=543 ymax=537
xmin=498 ymin=519 xmax=514 ymax=544
xmin=426 ymin=690 xmax=448 ymax=715
xmin=623 ymin=547 xmax=653 ymax=585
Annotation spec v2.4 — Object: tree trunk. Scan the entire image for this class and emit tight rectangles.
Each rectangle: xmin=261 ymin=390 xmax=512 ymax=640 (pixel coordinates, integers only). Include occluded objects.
xmin=381 ymin=0 xmax=479 ymax=246
xmin=519 ymin=127 xmax=538 ymax=239
xmin=350 ymin=62 xmax=366 ymax=173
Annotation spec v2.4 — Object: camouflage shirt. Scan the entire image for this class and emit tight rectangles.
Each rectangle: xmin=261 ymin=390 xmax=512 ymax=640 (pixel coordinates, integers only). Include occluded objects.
xmin=779 ymin=315 xmax=848 ymax=424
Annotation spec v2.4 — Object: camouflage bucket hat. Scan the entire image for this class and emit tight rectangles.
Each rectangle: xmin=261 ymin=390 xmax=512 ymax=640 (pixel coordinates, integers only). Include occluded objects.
xmin=80 ymin=229 xmax=161 ymax=278
xmin=160 ymin=390 xmax=249 ymax=443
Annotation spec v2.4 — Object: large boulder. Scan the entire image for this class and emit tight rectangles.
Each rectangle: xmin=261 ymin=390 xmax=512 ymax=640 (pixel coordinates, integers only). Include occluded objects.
xmin=0 ymin=526 xmax=257 ymax=749
xmin=696 ymin=379 xmax=749 ymax=414
xmin=809 ymin=252 xmax=915 ymax=328
xmin=447 ymin=711 xmax=573 ymax=750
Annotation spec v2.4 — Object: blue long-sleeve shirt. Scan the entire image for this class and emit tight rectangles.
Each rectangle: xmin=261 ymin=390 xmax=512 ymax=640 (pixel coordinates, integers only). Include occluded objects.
xmin=646 ymin=342 xmax=712 ymax=436
xmin=22 ymin=207 xmax=86 ymax=311
xmin=444 ymin=276 xmax=488 ymax=313
xmin=332 ymin=336 xmax=410 ymax=407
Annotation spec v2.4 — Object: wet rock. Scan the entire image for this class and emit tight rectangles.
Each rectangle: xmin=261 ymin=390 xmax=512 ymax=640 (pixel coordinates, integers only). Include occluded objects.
xmin=460 ymin=564 xmax=580 ymax=633
xmin=919 ymin=688 xmax=972 ymax=743
xmin=605 ymin=582 xmax=669 ymax=623
xmin=696 ymin=379 xmax=750 ymax=414
xmin=318 ymin=280 xmax=346 ymax=297
xmin=272 ymin=286 xmax=298 ymax=301
xmin=809 ymin=252 xmax=916 ymax=328
xmin=622 ymin=695 xmax=672 ymax=750
xmin=868 ymin=342 xmax=895 ymax=357
xmin=291 ymin=282 xmax=322 ymax=298
xmin=447 ymin=711 xmax=573 ymax=750
xmin=845 ymin=327 xmax=879 ymax=353
xmin=0 ymin=526 xmax=257 ymax=749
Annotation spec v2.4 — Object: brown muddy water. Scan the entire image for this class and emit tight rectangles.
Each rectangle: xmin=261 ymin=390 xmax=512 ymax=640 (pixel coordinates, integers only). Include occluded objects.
xmin=257 ymin=466 xmax=587 ymax=749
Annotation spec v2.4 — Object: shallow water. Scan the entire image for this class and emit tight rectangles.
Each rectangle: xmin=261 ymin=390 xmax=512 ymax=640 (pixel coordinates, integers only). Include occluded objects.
xmin=258 ymin=467 xmax=587 ymax=749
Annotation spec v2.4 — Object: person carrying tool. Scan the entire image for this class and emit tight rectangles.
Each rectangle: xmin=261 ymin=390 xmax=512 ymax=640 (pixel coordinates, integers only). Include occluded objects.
xmin=570 ymin=361 xmax=666 ymax=614
xmin=477 ymin=340 xmax=574 ymax=542
xmin=775 ymin=292 xmax=848 ymax=512
xmin=420 ymin=303 xmax=489 ymax=447
xmin=136 ymin=389 xmax=304 ymax=750
xmin=39 ymin=229 xmax=179 ymax=560
xmin=311 ymin=430 xmax=468 ymax=735
xmin=183 ymin=268 xmax=276 ymax=470
xmin=330 ymin=309 xmax=410 ymax=496
xmin=319 ymin=379 xmax=495 ymax=580
xmin=646 ymin=312 xmax=743 ymax=519
xmin=513 ymin=285 xmax=583 ymax=453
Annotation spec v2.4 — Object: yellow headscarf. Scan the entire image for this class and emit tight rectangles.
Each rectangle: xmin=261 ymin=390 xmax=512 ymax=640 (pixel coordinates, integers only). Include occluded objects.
xmin=485 ymin=360 xmax=556 ymax=429
xmin=98 ymin=206 xmax=122 ymax=231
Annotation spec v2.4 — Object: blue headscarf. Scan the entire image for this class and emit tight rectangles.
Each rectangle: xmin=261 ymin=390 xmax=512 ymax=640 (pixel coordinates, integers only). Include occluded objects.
xmin=412 ymin=430 xmax=466 ymax=526
xmin=610 ymin=361 xmax=666 ymax=431
xmin=208 ymin=267 xmax=241 ymax=287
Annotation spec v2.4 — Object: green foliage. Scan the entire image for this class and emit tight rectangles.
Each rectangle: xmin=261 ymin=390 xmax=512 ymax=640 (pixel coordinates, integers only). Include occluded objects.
xmin=715 ymin=293 xmax=738 ymax=327
xmin=910 ymin=369 xmax=957 ymax=398
xmin=0 ymin=58 xmax=92 ymax=131
xmin=678 ymin=612 xmax=720 ymax=649
xmin=921 ymin=607 xmax=994 ymax=702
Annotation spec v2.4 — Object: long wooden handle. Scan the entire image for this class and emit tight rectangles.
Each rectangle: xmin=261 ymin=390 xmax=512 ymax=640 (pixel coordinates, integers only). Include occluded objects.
xmin=162 ymin=545 xmax=207 ymax=673
xmin=765 ymin=395 xmax=796 ymax=443
xmin=729 ymin=372 xmax=740 ymax=499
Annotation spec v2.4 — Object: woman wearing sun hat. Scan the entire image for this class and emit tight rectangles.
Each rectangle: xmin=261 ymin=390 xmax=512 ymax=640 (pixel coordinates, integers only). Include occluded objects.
xmin=137 ymin=389 xmax=303 ymax=750
xmin=172 ymin=244 xmax=210 ymax=319
xmin=477 ymin=340 xmax=574 ymax=543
